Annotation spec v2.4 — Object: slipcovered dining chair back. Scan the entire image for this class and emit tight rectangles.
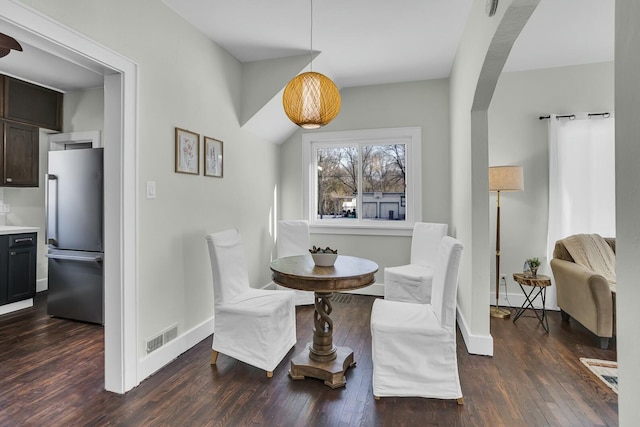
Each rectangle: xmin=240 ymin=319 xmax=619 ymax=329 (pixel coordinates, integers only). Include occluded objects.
xmin=206 ymin=228 xmax=250 ymax=304
xmin=205 ymin=229 xmax=297 ymax=377
xmin=383 ymin=222 xmax=448 ymax=304
xmin=275 ymin=220 xmax=314 ymax=306
xmin=277 ymin=220 xmax=310 ymax=258
xmin=410 ymin=222 xmax=449 ymax=266
xmin=430 ymin=236 xmax=464 ymax=332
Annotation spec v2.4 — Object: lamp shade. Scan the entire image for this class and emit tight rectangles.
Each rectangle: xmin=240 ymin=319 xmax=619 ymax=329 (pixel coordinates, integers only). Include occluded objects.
xmin=282 ymin=71 xmax=341 ymax=129
xmin=489 ymin=166 xmax=524 ymax=192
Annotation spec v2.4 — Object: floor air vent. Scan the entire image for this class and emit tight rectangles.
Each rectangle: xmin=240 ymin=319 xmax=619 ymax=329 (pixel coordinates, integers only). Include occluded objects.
xmin=145 ymin=324 xmax=178 ymax=355
xmin=332 ymin=293 xmax=353 ymax=304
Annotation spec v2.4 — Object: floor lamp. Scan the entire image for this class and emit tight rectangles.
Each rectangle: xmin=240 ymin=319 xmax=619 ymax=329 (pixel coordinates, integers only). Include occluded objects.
xmin=489 ymin=166 xmax=524 ymax=319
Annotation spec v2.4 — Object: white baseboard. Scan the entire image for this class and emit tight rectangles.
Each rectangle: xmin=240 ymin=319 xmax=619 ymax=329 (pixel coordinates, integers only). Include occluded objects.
xmin=137 ymin=316 xmax=214 ymax=383
xmin=36 ymin=278 xmax=48 ymax=293
xmin=457 ymin=307 xmax=493 ymax=356
xmin=0 ymin=298 xmax=33 ymax=316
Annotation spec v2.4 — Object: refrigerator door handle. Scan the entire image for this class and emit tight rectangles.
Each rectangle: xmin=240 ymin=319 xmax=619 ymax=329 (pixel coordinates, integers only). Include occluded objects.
xmin=46 ymin=253 xmax=103 ymax=262
xmin=45 ymin=174 xmax=58 ymax=246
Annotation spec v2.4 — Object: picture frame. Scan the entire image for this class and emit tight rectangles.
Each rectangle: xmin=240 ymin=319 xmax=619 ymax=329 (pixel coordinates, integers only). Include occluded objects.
xmin=204 ymin=136 xmax=223 ymax=178
xmin=175 ymin=127 xmax=200 ymax=175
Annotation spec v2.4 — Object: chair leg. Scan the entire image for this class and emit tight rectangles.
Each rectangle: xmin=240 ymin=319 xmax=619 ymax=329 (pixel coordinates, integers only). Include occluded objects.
xmin=266 ymin=371 xmax=273 ymax=378
xmin=211 ymin=350 xmax=219 ymax=365
xmin=457 ymin=397 xmax=464 ymax=405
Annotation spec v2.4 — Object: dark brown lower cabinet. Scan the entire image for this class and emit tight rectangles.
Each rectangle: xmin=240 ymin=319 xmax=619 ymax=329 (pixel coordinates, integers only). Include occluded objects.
xmin=0 ymin=233 xmax=37 ymax=305
xmin=0 ymin=120 xmax=39 ymax=187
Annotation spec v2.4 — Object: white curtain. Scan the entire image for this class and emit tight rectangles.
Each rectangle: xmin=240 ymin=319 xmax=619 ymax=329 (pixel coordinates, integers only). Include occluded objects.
xmin=547 ymin=113 xmax=616 ymax=262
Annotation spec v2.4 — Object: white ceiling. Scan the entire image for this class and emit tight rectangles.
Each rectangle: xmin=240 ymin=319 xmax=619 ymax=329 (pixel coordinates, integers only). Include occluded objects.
xmin=0 ymin=0 xmax=614 ymax=95
xmin=162 ymin=0 xmax=614 ymax=89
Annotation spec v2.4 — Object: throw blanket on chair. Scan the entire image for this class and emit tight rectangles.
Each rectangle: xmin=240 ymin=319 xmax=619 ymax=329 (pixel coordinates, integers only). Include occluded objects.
xmin=563 ymin=234 xmax=616 ymax=285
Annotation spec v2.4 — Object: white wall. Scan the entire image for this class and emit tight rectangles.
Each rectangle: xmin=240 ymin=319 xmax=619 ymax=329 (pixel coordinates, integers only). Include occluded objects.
xmin=614 ymin=0 xmax=640 ymax=423
xmin=63 ymin=87 xmax=104 ymax=133
xmin=279 ymin=79 xmax=451 ymax=285
xmin=488 ymin=62 xmax=614 ymax=308
xmin=20 ymin=0 xmax=280 ymax=361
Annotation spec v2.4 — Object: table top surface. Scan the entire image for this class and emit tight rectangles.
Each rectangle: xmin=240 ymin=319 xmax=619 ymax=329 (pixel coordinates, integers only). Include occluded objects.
xmin=513 ymin=272 xmax=552 ymax=287
xmin=270 ymin=255 xmax=379 ymax=292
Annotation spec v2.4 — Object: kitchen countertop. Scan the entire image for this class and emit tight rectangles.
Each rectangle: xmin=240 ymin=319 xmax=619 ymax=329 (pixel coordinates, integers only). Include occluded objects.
xmin=0 ymin=226 xmax=39 ymax=235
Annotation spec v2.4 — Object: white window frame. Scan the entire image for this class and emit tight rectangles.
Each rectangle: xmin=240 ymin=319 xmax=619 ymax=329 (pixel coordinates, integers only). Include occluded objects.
xmin=303 ymin=127 xmax=422 ymax=236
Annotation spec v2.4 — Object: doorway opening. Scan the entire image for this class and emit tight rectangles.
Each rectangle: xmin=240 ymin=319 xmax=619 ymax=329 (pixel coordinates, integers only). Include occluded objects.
xmin=0 ymin=1 xmax=138 ymax=393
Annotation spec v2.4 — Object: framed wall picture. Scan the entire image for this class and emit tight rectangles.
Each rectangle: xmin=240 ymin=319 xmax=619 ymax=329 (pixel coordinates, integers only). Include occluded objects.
xmin=204 ymin=136 xmax=223 ymax=178
xmin=175 ymin=127 xmax=200 ymax=175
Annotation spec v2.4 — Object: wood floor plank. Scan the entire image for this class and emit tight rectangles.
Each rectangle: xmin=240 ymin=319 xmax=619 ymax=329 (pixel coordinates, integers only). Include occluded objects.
xmin=0 ymin=293 xmax=618 ymax=426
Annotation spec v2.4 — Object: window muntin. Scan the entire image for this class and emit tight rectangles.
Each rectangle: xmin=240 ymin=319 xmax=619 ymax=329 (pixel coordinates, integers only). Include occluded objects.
xmin=303 ymin=128 xmax=421 ymax=235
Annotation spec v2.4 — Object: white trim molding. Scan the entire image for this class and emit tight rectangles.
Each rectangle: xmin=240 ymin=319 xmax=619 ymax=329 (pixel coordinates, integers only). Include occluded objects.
xmin=138 ymin=317 xmax=214 ymax=382
xmin=457 ymin=307 xmax=494 ymax=356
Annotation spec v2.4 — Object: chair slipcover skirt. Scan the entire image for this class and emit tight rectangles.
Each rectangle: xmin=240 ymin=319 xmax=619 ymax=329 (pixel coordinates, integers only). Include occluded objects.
xmin=214 ymin=289 xmax=296 ymax=373
xmin=370 ymin=299 xmax=461 ymax=399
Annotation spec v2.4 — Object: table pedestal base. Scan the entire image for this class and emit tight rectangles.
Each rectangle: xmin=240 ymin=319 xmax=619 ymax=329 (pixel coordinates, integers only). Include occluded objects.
xmin=289 ymin=343 xmax=355 ymax=388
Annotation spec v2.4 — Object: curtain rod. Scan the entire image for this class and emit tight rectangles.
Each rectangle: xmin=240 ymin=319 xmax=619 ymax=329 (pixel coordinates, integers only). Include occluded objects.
xmin=539 ymin=112 xmax=611 ymax=120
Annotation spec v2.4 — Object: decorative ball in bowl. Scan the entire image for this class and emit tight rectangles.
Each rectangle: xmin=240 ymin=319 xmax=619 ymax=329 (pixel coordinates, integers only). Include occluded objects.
xmin=309 ymin=246 xmax=338 ymax=267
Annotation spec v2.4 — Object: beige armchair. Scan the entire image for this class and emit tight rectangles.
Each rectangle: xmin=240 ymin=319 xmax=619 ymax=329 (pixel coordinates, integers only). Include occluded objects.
xmin=550 ymin=236 xmax=616 ymax=349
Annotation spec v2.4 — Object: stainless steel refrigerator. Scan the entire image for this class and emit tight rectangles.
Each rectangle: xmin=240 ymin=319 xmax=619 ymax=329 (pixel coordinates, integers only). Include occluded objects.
xmin=46 ymin=148 xmax=104 ymax=324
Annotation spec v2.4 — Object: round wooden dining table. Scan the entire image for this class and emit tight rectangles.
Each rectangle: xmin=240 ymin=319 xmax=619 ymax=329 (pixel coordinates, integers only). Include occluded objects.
xmin=270 ymin=254 xmax=378 ymax=388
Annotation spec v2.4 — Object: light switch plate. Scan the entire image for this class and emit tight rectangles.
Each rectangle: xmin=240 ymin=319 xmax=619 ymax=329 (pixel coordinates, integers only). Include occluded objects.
xmin=146 ymin=181 xmax=156 ymax=199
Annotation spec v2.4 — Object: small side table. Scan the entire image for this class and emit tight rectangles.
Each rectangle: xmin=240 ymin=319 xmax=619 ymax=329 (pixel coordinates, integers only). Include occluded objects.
xmin=512 ymin=273 xmax=552 ymax=333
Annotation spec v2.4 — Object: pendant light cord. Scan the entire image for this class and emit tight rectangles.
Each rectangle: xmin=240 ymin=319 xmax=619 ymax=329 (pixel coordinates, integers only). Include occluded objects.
xmin=310 ymin=0 xmax=314 ymax=72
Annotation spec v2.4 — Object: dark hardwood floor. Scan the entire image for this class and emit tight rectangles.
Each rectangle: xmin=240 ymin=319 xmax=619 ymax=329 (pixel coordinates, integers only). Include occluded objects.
xmin=0 ymin=292 xmax=617 ymax=426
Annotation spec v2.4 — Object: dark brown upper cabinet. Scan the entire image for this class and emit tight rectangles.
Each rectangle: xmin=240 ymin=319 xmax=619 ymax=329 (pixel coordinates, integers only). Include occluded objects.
xmin=2 ymin=75 xmax=63 ymax=131
xmin=0 ymin=120 xmax=39 ymax=187
xmin=0 ymin=75 xmax=63 ymax=187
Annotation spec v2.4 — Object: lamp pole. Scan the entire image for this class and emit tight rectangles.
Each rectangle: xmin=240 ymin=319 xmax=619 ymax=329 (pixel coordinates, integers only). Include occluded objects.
xmin=490 ymin=190 xmax=510 ymax=318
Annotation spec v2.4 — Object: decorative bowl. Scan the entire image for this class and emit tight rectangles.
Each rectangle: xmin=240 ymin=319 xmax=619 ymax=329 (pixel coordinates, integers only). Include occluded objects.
xmin=311 ymin=253 xmax=338 ymax=267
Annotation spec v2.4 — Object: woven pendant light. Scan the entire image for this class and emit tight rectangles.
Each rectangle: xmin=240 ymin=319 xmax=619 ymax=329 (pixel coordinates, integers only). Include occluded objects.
xmin=283 ymin=71 xmax=341 ymax=129
xmin=282 ymin=0 xmax=341 ymax=129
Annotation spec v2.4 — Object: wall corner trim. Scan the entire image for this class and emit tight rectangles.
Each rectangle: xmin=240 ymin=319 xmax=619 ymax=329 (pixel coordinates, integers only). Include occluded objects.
xmin=457 ymin=307 xmax=494 ymax=356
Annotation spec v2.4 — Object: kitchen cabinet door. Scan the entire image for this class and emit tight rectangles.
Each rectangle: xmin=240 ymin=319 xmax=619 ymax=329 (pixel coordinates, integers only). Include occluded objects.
xmin=7 ymin=246 xmax=36 ymax=303
xmin=2 ymin=233 xmax=37 ymax=304
xmin=0 ymin=120 xmax=39 ymax=187
xmin=3 ymin=76 xmax=62 ymax=131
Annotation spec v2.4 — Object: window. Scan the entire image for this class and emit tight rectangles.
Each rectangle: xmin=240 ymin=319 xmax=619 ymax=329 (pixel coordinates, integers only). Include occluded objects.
xmin=303 ymin=127 xmax=422 ymax=235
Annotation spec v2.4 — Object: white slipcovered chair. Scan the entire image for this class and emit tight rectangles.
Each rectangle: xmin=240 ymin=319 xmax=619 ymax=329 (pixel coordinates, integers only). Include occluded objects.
xmin=383 ymin=222 xmax=448 ymax=304
xmin=205 ymin=229 xmax=296 ymax=377
xmin=275 ymin=220 xmax=314 ymax=306
xmin=371 ymin=236 xmax=464 ymax=403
